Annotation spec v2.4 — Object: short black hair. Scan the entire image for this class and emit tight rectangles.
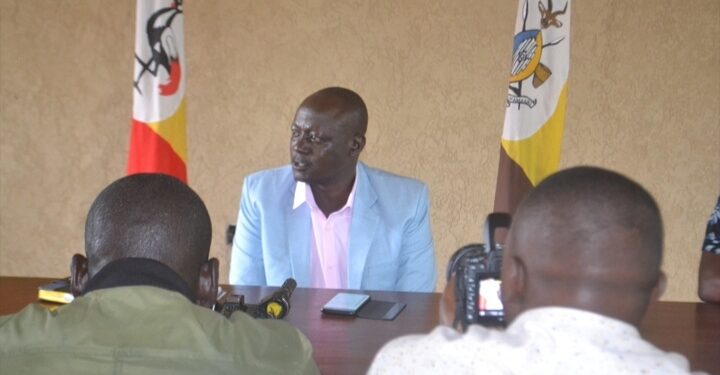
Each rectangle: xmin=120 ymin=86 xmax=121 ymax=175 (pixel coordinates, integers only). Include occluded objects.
xmin=85 ymin=173 xmax=212 ymax=288
xmin=303 ymin=86 xmax=368 ymax=136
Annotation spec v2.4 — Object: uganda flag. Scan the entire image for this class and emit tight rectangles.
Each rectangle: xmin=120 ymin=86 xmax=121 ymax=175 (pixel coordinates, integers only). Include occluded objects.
xmin=127 ymin=0 xmax=187 ymax=183
xmin=494 ymin=0 xmax=570 ymax=216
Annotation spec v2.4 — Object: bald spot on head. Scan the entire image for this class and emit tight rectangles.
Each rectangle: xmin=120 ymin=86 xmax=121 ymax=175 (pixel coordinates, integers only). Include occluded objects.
xmin=506 ymin=166 xmax=663 ymax=325
xmin=84 ymin=174 xmax=212 ymax=291
xmin=300 ymin=87 xmax=368 ymax=137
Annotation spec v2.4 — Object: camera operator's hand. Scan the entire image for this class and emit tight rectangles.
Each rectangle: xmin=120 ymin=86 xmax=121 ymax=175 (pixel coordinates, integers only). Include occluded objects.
xmin=439 ymin=274 xmax=460 ymax=331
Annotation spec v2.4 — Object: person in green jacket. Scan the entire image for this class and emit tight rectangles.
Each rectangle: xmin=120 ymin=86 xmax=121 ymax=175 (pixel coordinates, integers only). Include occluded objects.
xmin=0 ymin=173 xmax=319 ymax=375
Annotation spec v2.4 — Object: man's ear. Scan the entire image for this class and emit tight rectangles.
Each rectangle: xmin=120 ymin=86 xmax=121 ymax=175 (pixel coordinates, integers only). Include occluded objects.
xmin=439 ymin=274 xmax=458 ymax=329
xmin=196 ymin=258 xmax=219 ymax=309
xmin=70 ymin=254 xmax=89 ymax=297
xmin=350 ymin=135 xmax=365 ymax=156
xmin=500 ymin=255 xmax=526 ymax=322
xmin=650 ymin=270 xmax=667 ymax=302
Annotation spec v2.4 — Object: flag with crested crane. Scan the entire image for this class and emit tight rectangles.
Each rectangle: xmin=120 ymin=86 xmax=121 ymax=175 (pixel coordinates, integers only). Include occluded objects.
xmin=127 ymin=0 xmax=188 ymax=183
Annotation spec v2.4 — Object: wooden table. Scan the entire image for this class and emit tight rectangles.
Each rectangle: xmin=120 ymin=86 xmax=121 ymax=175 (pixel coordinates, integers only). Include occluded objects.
xmin=2 ymin=277 xmax=718 ymax=374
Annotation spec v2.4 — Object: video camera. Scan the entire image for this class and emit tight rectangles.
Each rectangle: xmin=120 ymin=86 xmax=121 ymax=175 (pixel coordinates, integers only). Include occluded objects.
xmin=446 ymin=213 xmax=511 ymax=331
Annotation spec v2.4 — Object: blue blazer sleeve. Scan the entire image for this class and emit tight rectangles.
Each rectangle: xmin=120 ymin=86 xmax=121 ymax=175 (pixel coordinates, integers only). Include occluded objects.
xmin=229 ymin=176 xmax=266 ymax=285
xmin=397 ymin=184 xmax=436 ymax=292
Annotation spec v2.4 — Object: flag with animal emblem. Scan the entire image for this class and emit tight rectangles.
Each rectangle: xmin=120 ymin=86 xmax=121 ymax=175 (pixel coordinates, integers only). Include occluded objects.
xmin=127 ymin=0 xmax=187 ymax=183
xmin=493 ymin=0 xmax=570 ymax=216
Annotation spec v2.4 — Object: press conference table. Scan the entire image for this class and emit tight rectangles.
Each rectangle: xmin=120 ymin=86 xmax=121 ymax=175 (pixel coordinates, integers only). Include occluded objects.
xmin=1 ymin=277 xmax=718 ymax=374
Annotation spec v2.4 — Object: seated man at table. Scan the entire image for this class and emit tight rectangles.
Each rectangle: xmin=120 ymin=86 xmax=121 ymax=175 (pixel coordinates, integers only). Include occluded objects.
xmin=369 ymin=166 xmax=699 ymax=374
xmin=0 ymin=174 xmax=319 ymax=375
xmin=698 ymin=195 xmax=720 ymax=303
xmin=229 ymin=87 xmax=436 ymax=292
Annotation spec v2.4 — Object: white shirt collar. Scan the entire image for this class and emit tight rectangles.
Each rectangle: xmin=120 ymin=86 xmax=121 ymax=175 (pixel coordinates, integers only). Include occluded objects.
xmin=293 ymin=181 xmax=307 ymax=210
xmin=293 ymin=166 xmax=359 ymax=211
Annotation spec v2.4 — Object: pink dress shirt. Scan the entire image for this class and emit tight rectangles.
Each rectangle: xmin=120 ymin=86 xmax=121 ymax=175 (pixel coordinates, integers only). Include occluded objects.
xmin=293 ymin=179 xmax=357 ymax=289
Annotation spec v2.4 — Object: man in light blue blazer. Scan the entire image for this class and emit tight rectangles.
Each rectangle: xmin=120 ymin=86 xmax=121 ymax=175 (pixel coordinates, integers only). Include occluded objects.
xmin=229 ymin=87 xmax=436 ymax=292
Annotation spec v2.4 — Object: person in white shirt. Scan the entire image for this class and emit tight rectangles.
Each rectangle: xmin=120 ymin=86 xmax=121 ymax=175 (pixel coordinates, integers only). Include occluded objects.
xmin=698 ymin=196 xmax=720 ymax=303
xmin=369 ymin=166 xmax=705 ymax=375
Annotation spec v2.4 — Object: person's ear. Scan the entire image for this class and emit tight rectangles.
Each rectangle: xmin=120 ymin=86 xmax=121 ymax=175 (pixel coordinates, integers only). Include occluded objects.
xmin=70 ymin=254 xmax=89 ymax=297
xmin=350 ymin=135 xmax=365 ymax=156
xmin=650 ymin=270 xmax=667 ymax=302
xmin=500 ymin=255 xmax=526 ymax=322
xmin=196 ymin=258 xmax=219 ymax=308
xmin=439 ymin=274 xmax=458 ymax=329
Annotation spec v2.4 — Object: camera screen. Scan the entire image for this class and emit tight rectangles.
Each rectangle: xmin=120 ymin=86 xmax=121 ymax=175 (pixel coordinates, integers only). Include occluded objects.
xmin=477 ymin=277 xmax=503 ymax=317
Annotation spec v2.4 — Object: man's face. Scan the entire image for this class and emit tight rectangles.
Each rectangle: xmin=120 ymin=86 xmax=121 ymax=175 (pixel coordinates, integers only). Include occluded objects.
xmin=289 ymin=105 xmax=358 ymax=186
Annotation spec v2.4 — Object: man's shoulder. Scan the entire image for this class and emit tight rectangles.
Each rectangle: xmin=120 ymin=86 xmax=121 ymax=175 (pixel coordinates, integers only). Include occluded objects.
xmin=0 ymin=303 xmax=55 ymax=336
xmin=228 ymin=310 xmax=309 ymax=340
xmin=245 ymin=165 xmax=293 ymax=183
xmin=361 ymin=163 xmax=428 ymax=193
xmin=369 ymin=325 xmax=506 ymax=373
xmin=0 ymin=287 xmax=319 ymax=374
xmin=242 ymin=165 xmax=295 ymax=195
xmin=225 ymin=312 xmax=319 ymax=373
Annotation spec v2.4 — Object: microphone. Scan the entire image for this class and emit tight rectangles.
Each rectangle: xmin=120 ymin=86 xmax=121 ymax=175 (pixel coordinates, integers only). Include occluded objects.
xmin=257 ymin=278 xmax=297 ymax=319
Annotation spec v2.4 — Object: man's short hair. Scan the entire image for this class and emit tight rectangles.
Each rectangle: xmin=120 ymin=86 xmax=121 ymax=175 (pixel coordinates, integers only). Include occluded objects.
xmin=84 ymin=173 xmax=212 ymax=284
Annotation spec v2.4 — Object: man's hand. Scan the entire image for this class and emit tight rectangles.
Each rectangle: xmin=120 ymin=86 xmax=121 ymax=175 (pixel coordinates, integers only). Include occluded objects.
xmin=699 ymin=252 xmax=720 ymax=303
xmin=439 ymin=274 xmax=459 ymax=330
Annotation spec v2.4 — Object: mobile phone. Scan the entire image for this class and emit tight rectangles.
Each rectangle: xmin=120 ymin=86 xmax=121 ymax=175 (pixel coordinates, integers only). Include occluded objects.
xmin=321 ymin=293 xmax=371 ymax=315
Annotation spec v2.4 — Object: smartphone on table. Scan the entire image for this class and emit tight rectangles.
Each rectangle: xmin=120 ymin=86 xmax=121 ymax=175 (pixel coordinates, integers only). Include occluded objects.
xmin=321 ymin=293 xmax=370 ymax=316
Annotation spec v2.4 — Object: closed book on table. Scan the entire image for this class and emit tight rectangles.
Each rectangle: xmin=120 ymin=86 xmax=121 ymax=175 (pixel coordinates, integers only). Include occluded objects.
xmin=38 ymin=278 xmax=74 ymax=304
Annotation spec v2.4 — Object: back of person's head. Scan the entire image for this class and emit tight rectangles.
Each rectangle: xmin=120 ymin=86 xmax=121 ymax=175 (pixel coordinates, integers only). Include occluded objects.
xmin=71 ymin=173 xmax=217 ymax=307
xmin=501 ymin=166 xmax=665 ymax=327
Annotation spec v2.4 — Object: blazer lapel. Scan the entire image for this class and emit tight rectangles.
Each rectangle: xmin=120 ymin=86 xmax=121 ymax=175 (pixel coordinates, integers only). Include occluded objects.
xmin=348 ymin=163 xmax=379 ymax=289
xmin=286 ymin=184 xmax=311 ymax=286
